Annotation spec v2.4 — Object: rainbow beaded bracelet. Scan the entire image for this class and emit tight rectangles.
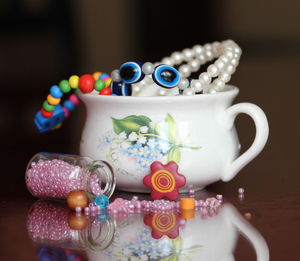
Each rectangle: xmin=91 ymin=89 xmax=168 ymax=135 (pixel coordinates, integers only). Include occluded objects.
xmin=34 ymin=72 xmax=112 ymax=133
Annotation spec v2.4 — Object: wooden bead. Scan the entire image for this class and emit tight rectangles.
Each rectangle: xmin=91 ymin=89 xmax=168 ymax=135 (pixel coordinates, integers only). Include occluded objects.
xmin=41 ymin=108 xmax=54 ymax=118
xmin=68 ymin=212 xmax=88 ymax=230
xmin=79 ymin=74 xmax=95 ymax=93
xmin=92 ymin=71 xmax=102 ymax=81
xmin=100 ymin=88 xmax=112 ymax=95
xmin=69 ymin=75 xmax=79 ymax=89
xmin=47 ymin=94 xmax=61 ymax=105
xmin=67 ymin=190 xmax=88 ymax=210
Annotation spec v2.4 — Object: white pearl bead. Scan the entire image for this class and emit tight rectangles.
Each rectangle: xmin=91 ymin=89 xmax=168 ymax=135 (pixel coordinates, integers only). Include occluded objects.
xmin=225 ymin=46 xmax=234 ymax=52
xmin=182 ymin=48 xmax=194 ymax=61
xmin=225 ymin=50 xmax=234 ymax=59
xmin=212 ymin=79 xmax=225 ymax=91
xmin=190 ymin=80 xmax=203 ymax=93
xmin=225 ymin=64 xmax=236 ymax=74
xmin=215 ymin=60 xmax=225 ymax=70
xmin=223 ymin=39 xmax=235 ymax=47
xmin=189 ymin=59 xmax=200 ymax=72
xmin=209 ymin=87 xmax=217 ymax=94
xmin=212 ymin=41 xmax=221 ymax=55
xmin=162 ymin=57 xmax=174 ymax=66
xmin=142 ymin=62 xmax=154 ymax=75
xmin=133 ymin=86 xmax=140 ymax=93
xmin=139 ymin=79 xmax=146 ymax=86
xmin=202 ymin=84 xmax=211 ymax=94
xmin=178 ymin=78 xmax=189 ymax=90
xmin=219 ymin=72 xmax=231 ymax=83
xmin=144 ymin=75 xmax=152 ymax=83
xmin=204 ymin=43 xmax=212 ymax=50
xmin=158 ymin=89 xmax=167 ymax=96
xmin=230 ymin=58 xmax=239 ymax=67
xmin=183 ymin=88 xmax=195 ymax=95
xmin=197 ymin=54 xmax=207 ymax=64
xmin=205 ymin=50 xmax=213 ymax=60
xmin=220 ymin=55 xmax=229 ymax=64
xmin=111 ymin=69 xmax=121 ymax=82
xmin=171 ymin=51 xmax=183 ymax=65
xmin=198 ymin=72 xmax=211 ymax=85
xmin=234 ymin=46 xmax=242 ymax=55
xmin=192 ymin=45 xmax=204 ymax=55
xmin=179 ymin=64 xmax=191 ymax=77
xmin=207 ymin=64 xmax=219 ymax=77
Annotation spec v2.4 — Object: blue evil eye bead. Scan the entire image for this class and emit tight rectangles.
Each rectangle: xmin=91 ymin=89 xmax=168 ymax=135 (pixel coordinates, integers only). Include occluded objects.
xmin=110 ymin=81 xmax=132 ymax=96
xmin=93 ymin=194 xmax=109 ymax=209
xmin=152 ymin=65 xmax=180 ymax=88
xmin=119 ymin=61 xmax=145 ymax=84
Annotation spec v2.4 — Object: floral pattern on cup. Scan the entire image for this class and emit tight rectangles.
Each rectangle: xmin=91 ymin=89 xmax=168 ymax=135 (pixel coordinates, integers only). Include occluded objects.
xmin=100 ymin=113 xmax=200 ymax=173
xmin=104 ymin=226 xmax=201 ymax=261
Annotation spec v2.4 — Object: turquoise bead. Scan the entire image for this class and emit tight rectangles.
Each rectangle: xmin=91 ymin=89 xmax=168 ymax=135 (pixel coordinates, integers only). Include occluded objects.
xmin=93 ymin=194 xmax=109 ymax=209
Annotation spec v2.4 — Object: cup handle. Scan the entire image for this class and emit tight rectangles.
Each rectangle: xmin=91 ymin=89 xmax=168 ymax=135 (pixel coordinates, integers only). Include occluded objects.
xmin=222 ymin=103 xmax=269 ymax=181
xmin=223 ymin=204 xmax=270 ymax=261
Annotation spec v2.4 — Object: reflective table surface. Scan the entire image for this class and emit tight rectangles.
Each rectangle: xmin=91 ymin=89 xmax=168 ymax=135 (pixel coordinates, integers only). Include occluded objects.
xmin=1 ymin=184 xmax=299 ymax=261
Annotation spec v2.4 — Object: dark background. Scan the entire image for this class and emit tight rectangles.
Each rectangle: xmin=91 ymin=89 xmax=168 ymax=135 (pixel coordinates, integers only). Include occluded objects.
xmin=0 ymin=0 xmax=299 ymax=201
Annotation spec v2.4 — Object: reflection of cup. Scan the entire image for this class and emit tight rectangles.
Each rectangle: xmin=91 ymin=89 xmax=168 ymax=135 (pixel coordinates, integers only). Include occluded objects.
xmin=86 ymin=203 xmax=269 ymax=261
xmin=27 ymin=200 xmax=115 ymax=250
xmin=79 ymin=85 xmax=269 ymax=192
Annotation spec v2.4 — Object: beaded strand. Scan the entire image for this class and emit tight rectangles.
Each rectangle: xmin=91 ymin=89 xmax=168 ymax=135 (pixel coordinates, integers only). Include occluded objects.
xmin=34 ymin=72 xmax=112 ymax=132
xmin=132 ymin=40 xmax=241 ymax=96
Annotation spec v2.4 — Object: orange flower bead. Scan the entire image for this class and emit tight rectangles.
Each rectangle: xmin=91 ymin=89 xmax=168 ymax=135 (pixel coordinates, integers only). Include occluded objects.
xmin=67 ymin=190 xmax=88 ymax=210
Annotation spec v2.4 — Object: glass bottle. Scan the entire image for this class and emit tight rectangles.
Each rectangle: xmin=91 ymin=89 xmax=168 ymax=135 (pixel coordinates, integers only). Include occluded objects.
xmin=27 ymin=200 xmax=115 ymax=250
xmin=25 ymin=152 xmax=116 ymax=199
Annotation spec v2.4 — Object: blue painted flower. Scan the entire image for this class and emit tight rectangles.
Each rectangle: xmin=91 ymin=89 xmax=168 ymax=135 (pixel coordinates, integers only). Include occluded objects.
xmin=158 ymin=140 xmax=171 ymax=154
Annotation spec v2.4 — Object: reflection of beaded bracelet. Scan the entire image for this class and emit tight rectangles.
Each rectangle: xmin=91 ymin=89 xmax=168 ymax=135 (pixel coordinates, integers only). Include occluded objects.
xmin=34 ymin=72 xmax=112 ymax=133
xmin=132 ymin=39 xmax=241 ymax=96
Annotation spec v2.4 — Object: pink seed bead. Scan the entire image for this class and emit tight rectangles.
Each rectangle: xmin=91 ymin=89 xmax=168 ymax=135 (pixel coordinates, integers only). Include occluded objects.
xmin=238 ymin=188 xmax=245 ymax=194
xmin=216 ymin=194 xmax=223 ymax=200
xmin=26 ymin=159 xmax=85 ymax=199
xmin=75 ymin=206 xmax=82 ymax=213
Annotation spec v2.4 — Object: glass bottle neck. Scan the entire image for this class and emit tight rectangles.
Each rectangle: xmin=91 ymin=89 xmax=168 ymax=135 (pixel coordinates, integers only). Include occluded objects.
xmin=84 ymin=160 xmax=116 ymax=199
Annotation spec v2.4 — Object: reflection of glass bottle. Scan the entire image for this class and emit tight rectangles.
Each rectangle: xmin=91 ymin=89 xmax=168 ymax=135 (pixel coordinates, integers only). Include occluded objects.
xmin=27 ymin=200 xmax=115 ymax=251
xmin=25 ymin=152 xmax=115 ymax=199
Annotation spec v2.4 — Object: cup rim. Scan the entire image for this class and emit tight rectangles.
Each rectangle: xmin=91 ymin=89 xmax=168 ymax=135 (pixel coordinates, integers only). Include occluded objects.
xmin=78 ymin=84 xmax=239 ymax=102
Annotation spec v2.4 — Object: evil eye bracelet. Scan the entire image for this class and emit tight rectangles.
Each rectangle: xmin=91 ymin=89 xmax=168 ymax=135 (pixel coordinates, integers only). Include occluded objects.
xmin=34 ymin=72 xmax=112 ymax=133
xmin=128 ymin=39 xmax=241 ymax=96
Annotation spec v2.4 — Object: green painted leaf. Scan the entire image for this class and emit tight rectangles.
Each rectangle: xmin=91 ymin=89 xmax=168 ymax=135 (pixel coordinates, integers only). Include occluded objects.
xmin=160 ymin=255 xmax=177 ymax=261
xmin=172 ymin=236 xmax=182 ymax=250
xmin=167 ymin=147 xmax=181 ymax=163
xmin=154 ymin=123 xmax=161 ymax=135
xmin=111 ymin=115 xmax=151 ymax=135
xmin=165 ymin=113 xmax=178 ymax=143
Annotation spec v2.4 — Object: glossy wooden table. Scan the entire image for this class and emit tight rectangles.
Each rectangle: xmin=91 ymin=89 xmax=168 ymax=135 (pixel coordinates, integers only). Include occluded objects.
xmin=1 ymin=178 xmax=299 ymax=261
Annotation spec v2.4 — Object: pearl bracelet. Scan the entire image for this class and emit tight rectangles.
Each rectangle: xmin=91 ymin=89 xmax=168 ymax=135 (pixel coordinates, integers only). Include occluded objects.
xmin=132 ymin=39 xmax=241 ymax=96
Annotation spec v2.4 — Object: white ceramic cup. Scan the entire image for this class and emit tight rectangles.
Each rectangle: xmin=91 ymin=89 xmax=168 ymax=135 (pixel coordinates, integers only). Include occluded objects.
xmin=79 ymin=85 xmax=269 ymax=192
